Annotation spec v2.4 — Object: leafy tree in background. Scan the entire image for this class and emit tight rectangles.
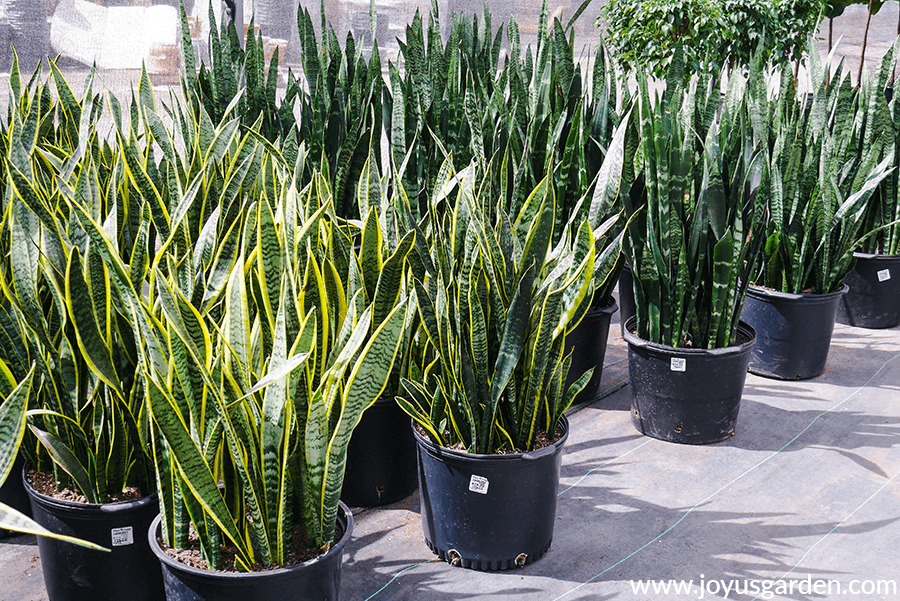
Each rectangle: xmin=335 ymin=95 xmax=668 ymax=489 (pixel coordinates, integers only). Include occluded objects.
xmin=598 ymin=0 xmax=827 ymax=80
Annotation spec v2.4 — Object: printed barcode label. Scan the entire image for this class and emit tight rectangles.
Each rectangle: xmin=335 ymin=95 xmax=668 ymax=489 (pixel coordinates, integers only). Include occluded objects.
xmin=670 ymin=358 xmax=686 ymax=372
xmin=468 ymin=475 xmax=489 ymax=495
xmin=878 ymin=269 xmax=891 ymax=282
xmin=111 ymin=526 xmax=134 ymax=547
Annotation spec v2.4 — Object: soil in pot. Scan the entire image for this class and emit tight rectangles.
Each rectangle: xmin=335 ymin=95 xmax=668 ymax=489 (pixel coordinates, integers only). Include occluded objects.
xmin=414 ymin=416 xmax=569 ymax=571
xmin=341 ymin=395 xmax=417 ymax=507
xmin=149 ymin=502 xmax=353 ymax=601
xmin=624 ymin=317 xmax=756 ymax=444
xmin=563 ymin=299 xmax=618 ymax=406
xmin=24 ymin=469 xmax=165 ymax=601
xmin=741 ymin=285 xmax=846 ymax=380
xmin=836 ymin=253 xmax=900 ymax=329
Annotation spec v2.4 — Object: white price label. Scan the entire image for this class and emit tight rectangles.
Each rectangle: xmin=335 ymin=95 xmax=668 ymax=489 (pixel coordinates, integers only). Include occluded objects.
xmin=111 ymin=526 xmax=134 ymax=547
xmin=468 ymin=475 xmax=489 ymax=495
xmin=877 ymin=269 xmax=891 ymax=282
xmin=670 ymin=357 xmax=686 ymax=372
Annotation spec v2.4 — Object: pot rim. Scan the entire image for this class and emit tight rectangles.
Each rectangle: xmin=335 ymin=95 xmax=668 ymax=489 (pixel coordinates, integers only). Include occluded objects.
xmin=622 ymin=316 xmax=756 ymax=356
xmin=148 ymin=501 xmax=353 ymax=581
xmin=747 ymin=283 xmax=849 ymax=301
xmin=22 ymin=465 xmax=158 ymax=513
xmin=412 ymin=414 xmax=569 ymax=464
xmin=851 ymin=251 xmax=900 ymax=261
xmin=586 ymin=297 xmax=618 ymax=316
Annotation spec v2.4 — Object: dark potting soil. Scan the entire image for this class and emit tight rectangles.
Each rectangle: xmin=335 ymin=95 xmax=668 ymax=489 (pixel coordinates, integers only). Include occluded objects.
xmin=419 ymin=423 xmax=564 ymax=454
xmin=626 ymin=323 xmax=753 ymax=348
xmin=158 ymin=521 xmax=343 ymax=573
xmin=26 ymin=470 xmax=143 ymax=504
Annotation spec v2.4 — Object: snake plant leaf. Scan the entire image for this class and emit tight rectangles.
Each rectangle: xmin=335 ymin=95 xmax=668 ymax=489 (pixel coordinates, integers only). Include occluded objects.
xmin=0 ymin=503 xmax=109 ymax=551
xmin=480 ymin=262 xmax=533 ymax=451
xmin=395 ymin=389 xmax=443 ymax=445
xmin=519 ymin=285 xmax=565 ymax=450
xmin=119 ymin=133 xmax=170 ymax=241
xmin=356 ymin=153 xmax=383 ymax=218
xmin=8 ymin=202 xmax=48 ymax=346
xmin=65 ymin=250 xmax=122 ymax=399
xmin=177 ymin=0 xmax=195 ymax=85
xmin=256 ymin=195 xmax=282 ymax=332
xmin=0 ymin=369 xmax=34 ymax=486
xmin=319 ymin=297 xmax=408 ymax=546
xmin=260 ymin=298 xmax=303 ymax=563
xmin=7 ymin=160 xmax=59 ymax=238
xmin=554 ymin=221 xmax=595 ymax=338
xmin=515 ymin=175 xmax=553 ymax=268
xmin=204 ymin=118 xmax=241 ymax=165
xmin=466 ymin=263 xmax=490 ymax=431
xmin=371 ymin=231 xmax=415 ymax=328
xmin=203 ymin=215 xmax=242 ymax=309
xmin=359 ymin=209 xmax=383 ymax=301
xmin=244 ymin=349 xmax=313 ymax=402
xmin=66 ymin=197 xmax=167 ymax=373
xmin=145 ymin=375 xmax=250 ymax=566
xmin=708 ymin=229 xmax=735 ymax=348
xmin=28 ymin=423 xmax=97 ymax=503
xmin=588 ymin=114 xmax=629 ymax=228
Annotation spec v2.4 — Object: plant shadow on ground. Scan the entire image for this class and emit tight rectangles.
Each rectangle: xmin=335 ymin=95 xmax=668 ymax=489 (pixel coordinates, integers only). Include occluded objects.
xmin=341 ymin=465 xmax=897 ymax=601
xmin=719 ymin=330 xmax=900 ymax=475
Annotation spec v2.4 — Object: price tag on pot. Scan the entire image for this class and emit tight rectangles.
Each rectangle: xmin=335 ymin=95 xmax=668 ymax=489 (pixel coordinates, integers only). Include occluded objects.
xmin=111 ymin=526 xmax=134 ymax=547
xmin=468 ymin=475 xmax=490 ymax=495
xmin=878 ymin=269 xmax=891 ymax=282
xmin=670 ymin=357 xmax=686 ymax=372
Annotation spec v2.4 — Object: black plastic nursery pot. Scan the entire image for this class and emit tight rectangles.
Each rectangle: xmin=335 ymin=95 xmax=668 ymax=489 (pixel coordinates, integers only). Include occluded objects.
xmin=341 ymin=395 xmax=417 ymax=506
xmin=414 ymin=416 xmax=568 ymax=571
xmin=563 ymin=299 xmax=618 ymax=405
xmin=624 ymin=317 xmax=756 ymax=444
xmin=618 ymin=265 xmax=636 ymax=338
xmin=836 ymin=253 xmax=900 ymax=329
xmin=24 ymin=469 xmax=164 ymax=601
xmin=741 ymin=285 xmax=847 ymax=380
xmin=0 ymin=454 xmax=31 ymax=538
xmin=149 ymin=502 xmax=353 ymax=601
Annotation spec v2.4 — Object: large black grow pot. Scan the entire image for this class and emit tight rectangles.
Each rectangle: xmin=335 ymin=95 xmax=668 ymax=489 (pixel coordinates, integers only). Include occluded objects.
xmin=624 ymin=317 xmax=756 ymax=444
xmin=149 ymin=502 xmax=353 ymax=601
xmin=836 ymin=253 xmax=900 ymax=329
xmin=414 ymin=416 xmax=568 ymax=571
xmin=0 ymin=454 xmax=30 ymax=538
xmin=617 ymin=265 xmax=636 ymax=338
xmin=563 ymin=299 xmax=618 ymax=405
xmin=741 ymin=285 xmax=846 ymax=380
xmin=341 ymin=395 xmax=417 ymax=506
xmin=24 ymin=469 xmax=164 ymax=601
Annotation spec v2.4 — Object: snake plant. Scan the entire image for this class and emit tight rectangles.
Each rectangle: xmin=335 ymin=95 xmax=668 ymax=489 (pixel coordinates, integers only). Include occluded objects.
xmin=295 ymin=4 xmax=385 ymax=219
xmin=385 ymin=0 xmax=621 ymax=239
xmin=624 ymin=53 xmax=769 ymax=349
xmin=1 ymin=63 xmax=156 ymax=503
xmin=397 ymin=155 xmax=622 ymax=454
xmin=0 ymin=369 xmax=107 ymax=549
xmin=178 ymin=0 xmax=295 ymax=143
xmin=141 ymin=150 xmax=411 ymax=570
xmin=755 ymin=48 xmax=895 ymax=293
xmin=856 ymin=40 xmax=900 ymax=256
xmin=177 ymin=0 xmax=384 ymax=219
